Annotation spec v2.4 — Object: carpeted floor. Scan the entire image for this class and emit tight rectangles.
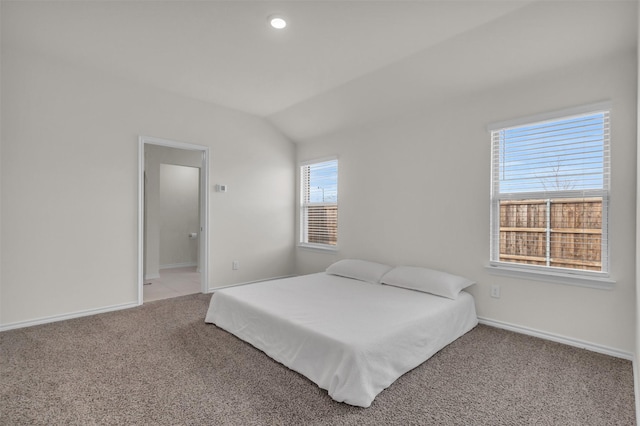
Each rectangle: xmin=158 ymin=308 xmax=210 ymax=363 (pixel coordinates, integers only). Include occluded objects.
xmin=1 ymin=293 xmax=635 ymax=425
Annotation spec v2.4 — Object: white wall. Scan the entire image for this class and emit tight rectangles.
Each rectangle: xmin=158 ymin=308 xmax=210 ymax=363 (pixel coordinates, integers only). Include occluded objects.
xmin=0 ymin=45 xmax=296 ymax=327
xmin=635 ymin=1 xmax=640 ymax=415
xmin=159 ymin=164 xmax=200 ymax=269
xmin=297 ymin=49 xmax=637 ymax=355
xmin=0 ymin=1 xmax=3 ymax=323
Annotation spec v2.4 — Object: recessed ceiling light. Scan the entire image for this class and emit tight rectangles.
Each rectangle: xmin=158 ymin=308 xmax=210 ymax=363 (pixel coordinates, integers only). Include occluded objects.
xmin=269 ymin=15 xmax=287 ymax=30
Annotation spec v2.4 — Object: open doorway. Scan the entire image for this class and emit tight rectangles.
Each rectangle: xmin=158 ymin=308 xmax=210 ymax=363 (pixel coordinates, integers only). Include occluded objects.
xmin=138 ymin=136 xmax=209 ymax=305
xmin=145 ymin=163 xmax=200 ymax=301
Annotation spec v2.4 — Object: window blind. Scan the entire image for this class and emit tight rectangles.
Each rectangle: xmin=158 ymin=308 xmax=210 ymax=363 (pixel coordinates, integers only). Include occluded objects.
xmin=490 ymin=109 xmax=610 ymax=274
xmin=300 ymin=159 xmax=338 ymax=247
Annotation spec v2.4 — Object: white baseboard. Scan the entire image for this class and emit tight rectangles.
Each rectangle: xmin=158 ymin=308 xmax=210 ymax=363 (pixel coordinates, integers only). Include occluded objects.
xmin=144 ymin=273 xmax=160 ymax=280
xmin=0 ymin=301 xmax=139 ymax=332
xmin=160 ymin=262 xmax=197 ymax=270
xmin=207 ymin=274 xmax=296 ymax=293
xmin=478 ymin=317 xmax=633 ymax=361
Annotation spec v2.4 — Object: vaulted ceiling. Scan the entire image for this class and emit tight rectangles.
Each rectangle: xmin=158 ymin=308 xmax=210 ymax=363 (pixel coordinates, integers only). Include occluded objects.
xmin=2 ymin=1 xmax=637 ymax=142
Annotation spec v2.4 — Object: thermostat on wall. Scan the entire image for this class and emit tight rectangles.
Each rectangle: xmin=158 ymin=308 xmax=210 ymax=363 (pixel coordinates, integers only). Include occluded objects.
xmin=216 ymin=184 xmax=228 ymax=192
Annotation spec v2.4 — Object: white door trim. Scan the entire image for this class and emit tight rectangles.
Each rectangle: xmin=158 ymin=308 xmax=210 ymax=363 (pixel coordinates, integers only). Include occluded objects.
xmin=137 ymin=135 xmax=210 ymax=305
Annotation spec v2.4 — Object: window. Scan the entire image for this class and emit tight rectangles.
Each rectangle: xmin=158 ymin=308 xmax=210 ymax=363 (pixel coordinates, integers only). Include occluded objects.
xmin=489 ymin=105 xmax=610 ymax=281
xmin=300 ymin=158 xmax=338 ymax=249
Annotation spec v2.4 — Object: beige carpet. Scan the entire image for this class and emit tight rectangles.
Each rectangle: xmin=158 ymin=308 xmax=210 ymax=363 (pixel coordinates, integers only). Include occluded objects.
xmin=1 ymin=293 xmax=635 ymax=425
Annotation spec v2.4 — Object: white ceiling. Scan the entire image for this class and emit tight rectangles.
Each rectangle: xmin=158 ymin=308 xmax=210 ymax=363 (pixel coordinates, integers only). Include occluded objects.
xmin=2 ymin=1 xmax=637 ymax=142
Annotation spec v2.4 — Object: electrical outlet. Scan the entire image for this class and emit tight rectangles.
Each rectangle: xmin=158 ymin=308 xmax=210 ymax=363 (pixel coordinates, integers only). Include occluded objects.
xmin=232 ymin=260 xmax=239 ymax=270
xmin=490 ymin=284 xmax=501 ymax=299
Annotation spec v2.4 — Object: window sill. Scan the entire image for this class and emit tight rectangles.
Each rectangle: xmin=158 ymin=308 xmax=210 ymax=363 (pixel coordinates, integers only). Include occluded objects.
xmin=485 ymin=263 xmax=615 ymax=290
xmin=297 ymin=243 xmax=338 ymax=253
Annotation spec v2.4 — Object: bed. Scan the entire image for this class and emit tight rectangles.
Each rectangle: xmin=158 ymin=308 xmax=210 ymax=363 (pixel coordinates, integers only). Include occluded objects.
xmin=205 ymin=260 xmax=478 ymax=408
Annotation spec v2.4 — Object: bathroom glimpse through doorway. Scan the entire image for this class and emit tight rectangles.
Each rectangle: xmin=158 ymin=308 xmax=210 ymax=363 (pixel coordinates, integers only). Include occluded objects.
xmin=138 ymin=136 xmax=209 ymax=305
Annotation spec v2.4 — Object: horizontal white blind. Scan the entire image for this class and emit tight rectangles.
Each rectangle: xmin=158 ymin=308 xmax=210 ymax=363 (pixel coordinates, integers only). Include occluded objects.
xmin=490 ymin=109 xmax=610 ymax=274
xmin=492 ymin=111 xmax=610 ymax=197
xmin=301 ymin=159 xmax=338 ymax=246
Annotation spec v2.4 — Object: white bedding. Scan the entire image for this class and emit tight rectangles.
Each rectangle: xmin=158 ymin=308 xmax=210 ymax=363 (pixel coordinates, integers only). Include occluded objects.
xmin=205 ymin=272 xmax=477 ymax=407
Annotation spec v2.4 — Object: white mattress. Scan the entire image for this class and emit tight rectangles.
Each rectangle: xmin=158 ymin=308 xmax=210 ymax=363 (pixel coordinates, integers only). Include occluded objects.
xmin=205 ymin=272 xmax=477 ymax=407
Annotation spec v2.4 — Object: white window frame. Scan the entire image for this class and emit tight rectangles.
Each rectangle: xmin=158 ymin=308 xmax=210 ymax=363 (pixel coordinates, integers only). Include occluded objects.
xmin=486 ymin=102 xmax=615 ymax=289
xmin=298 ymin=157 xmax=338 ymax=251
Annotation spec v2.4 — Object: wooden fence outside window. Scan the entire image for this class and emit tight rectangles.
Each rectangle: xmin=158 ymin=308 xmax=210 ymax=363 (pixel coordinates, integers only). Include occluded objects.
xmin=307 ymin=205 xmax=338 ymax=246
xmin=499 ymin=198 xmax=602 ymax=271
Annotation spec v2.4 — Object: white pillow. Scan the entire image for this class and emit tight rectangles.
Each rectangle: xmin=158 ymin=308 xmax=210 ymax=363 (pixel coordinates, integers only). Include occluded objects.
xmin=326 ymin=259 xmax=393 ymax=284
xmin=380 ymin=266 xmax=475 ymax=299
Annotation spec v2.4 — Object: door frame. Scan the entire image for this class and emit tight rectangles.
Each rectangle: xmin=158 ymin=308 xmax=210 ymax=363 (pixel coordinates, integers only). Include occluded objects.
xmin=137 ymin=135 xmax=210 ymax=305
